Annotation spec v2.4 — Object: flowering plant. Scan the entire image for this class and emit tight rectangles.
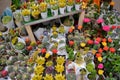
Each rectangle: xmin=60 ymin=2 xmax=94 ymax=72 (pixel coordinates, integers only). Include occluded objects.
xmin=67 ymin=0 xmax=74 ymax=6
xmin=21 ymin=9 xmax=31 ymax=16
xmin=39 ymin=2 xmax=47 ymax=12
xmin=75 ymin=0 xmax=81 ymax=4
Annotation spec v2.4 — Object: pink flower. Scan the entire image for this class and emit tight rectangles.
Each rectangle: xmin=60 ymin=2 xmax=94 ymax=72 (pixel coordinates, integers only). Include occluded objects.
xmin=102 ymin=25 xmax=110 ymax=32
xmin=97 ymin=18 xmax=104 ymax=24
xmin=94 ymin=40 xmax=99 ymax=45
xmin=83 ymin=18 xmax=90 ymax=23
xmin=98 ymin=63 xmax=104 ymax=69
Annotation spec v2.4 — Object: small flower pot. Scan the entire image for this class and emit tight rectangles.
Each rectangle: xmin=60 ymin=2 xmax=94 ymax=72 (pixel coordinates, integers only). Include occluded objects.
xmin=59 ymin=7 xmax=66 ymax=14
xmin=52 ymin=9 xmax=58 ymax=16
xmin=41 ymin=12 xmax=47 ymax=19
xmin=3 ymin=18 xmax=15 ymax=29
xmin=75 ymin=4 xmax=80 ymax=10
xmin=67 ymin=5 xmax=73 ymax=12
xmin=23 ymin=15 xmax=31 ymax=22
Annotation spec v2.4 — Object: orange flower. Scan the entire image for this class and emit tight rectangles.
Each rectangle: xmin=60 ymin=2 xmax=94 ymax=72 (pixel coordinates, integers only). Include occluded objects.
xmin=78 ymin=25 xmax=83 ymax=30
xmin=102 ymin=38 xmax=107 ymax=42
xmin=109 ymin=47 xmax=116 ymax=53
xmin=87 ymin=40 xmax=94 ymax=45
xmin=108 ymin=38 xmax=112 ymax=43
xmin=98 ymin=48 xmax=103 ymax=53
xmin=68 ymin=28 xmax=73 ymax=33
xmin=110 ymin=1 xmax=115 ymax=6
xmin=96 ymin=53 xmax=102 ymax=58
xmin=103 ymin=46 xmax=109 ymax=51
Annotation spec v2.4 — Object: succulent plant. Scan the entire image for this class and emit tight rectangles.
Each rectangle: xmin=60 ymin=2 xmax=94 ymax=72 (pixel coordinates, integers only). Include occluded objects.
xmin=75 ymin=52 xmax=84 ymax=64
xmin=27 ymin=67 xmax=33 ymax=73
xmin=7 ymin=66 xmax=13 ymax=73
xmin=9 ymin=72 xmax=16 ymax=79
xmin=20 ymin=67 xmax=27 ymax=73
xmin=24 ymin=56 xmax=29 ymax=61
xmin=22 ymin=73 xmax=30 ymax=80
xmin=0 ymin=58 xmax=7 ymax=65
xmin=84 ymin=52 xmax=94 ymax=64
xmin=16 ymin=73 xmax=22 ymax=80
xmin=13 ymin=66 xmax=19 ymax=72
xmin=11 ymin=56 xmax=18 ymax=63
xmin=0 ymin=66 xmax=3 ymax=71
xmin=20 ymin=61 xmax=27 ymax=66
xmin=18 ymin=54 xmax=24 ymax=61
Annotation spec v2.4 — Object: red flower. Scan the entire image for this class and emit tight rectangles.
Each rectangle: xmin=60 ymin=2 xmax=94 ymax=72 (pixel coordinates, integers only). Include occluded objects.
xmin=96 ymin=37 xmax=101 ymax=42
xmin=103 ymin=46 xmax=109 ymax=51
xmin=52 ymin=49 xmax=58 ymax=54
xmin=78 ymin=25 xmax=83 ymax=30
xmin=41 ymin=48 xmax=46 ymax=54
xmin=102 ymin=38 xmax=107 ymax=42
xmin=108 ymin=38 xmax=113 ymax=43
xmin=109 ymin=47 xmax=116 ymax=53
xmin=0 ymin=70 xmax=8 ymax=77
xmin=87 ymin=40 xmax=94 ymax=45
xmin=98 ymin=48 xmax=103 ymax=53
xmin=96 ymin=53 xmax=102 ymax=58
xmin=69 ymin=40 xmax=74 ymax=46
xmin=111 ymin=26 xmax=117 ymax=30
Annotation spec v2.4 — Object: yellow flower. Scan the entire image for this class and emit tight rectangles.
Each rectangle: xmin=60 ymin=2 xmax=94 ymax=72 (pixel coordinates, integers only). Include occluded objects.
xmin=80 ymin=42 xmax=86 ymax=47
xmin=98 ymin=70 xmax=104 ymax=75
xmin=0 ymin=32 xmax=2 ymax=36
xmin=102 ymin=42 xmax=107 ymax=46
xmin=98 ymin=57 xmax=103 ymax=62
xmin=45 ymin=53 xmax=50 ymax=58
xmin=32 ymin=75 xmax=42 ymax=80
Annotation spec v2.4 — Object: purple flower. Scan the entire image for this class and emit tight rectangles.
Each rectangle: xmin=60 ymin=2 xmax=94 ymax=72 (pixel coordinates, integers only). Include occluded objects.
xmin=102 ymin=25 xmax=110 ymax=32
xmin=97 ymin=18 xmax=104 ymax=24
xmin=83 ymin=18 xmax=91 ymax=23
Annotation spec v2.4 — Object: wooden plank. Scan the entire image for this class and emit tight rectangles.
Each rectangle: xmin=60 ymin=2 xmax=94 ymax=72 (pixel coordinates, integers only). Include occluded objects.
xmin=25 ymin=25 xmax=36 ymax=42
xmin=24 ymin=10 xmax=81 ymax=26
xmin=78 ymin=10 xmax=85 ymax=26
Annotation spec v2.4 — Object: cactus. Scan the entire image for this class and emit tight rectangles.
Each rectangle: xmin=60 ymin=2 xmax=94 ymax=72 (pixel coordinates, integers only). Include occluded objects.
xmin=24 ymin=56 xmax=29 ymax=61
xmin=20 ymin=67 xmax=27 ymax=73
xmin=20 ymin=61 xmax=26 ymax=66
xmin=11 ymin=56 xmax=18 ymax=63
xmin=16 ymin=73 xmax=22 ymax=80
xmin=13 ymin=66 xmax=19 ymax=72
xmin=18 ymin=54 xmax=24 ymax=61
xmin=22 ymin=73 xmax=30 ymax=80
xmin=27 ymin=67 xmax=33 ymax=73
xmin=7 ymin=66 xmax=13 ymax=73
xmin=75 ymin=52 xmax=84 ymax=64
xmin=9 ymin=72 xmax=16 ymax=79
xmin=6 ymin=60 xmax=13 ymax=65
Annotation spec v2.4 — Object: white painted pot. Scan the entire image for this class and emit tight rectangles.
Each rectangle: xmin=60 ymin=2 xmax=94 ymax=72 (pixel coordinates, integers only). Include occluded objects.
xmin=41 ymin=12 xmax=47 ymax=19
xmin=59 ymin=7 xmax=66 ymax=14
xmin=75 ymin=4 xmax=80 ymax=10
xmin=67 ymin=6 xmax=73 ymax=12
xmin=52 ymin=9 xmax=58 ymax=16
xmin=23 ymin=15 xmax=31 ymax=22
xmin=3 ymin=18 xmax=15 ymax=29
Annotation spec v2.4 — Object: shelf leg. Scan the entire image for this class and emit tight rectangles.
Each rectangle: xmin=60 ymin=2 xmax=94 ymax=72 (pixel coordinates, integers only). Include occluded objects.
xmin=25 ymin=25 xmax=36 ymax=42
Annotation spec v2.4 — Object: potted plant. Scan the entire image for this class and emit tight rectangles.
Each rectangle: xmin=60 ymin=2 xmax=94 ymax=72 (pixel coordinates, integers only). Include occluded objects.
xmin=75 ymin=0 xmax=81 ymax=10
xmin=51 ymin=4 xmax=59 ymax=16
xmin=40 ymin=2 xmax=48 ymax=19
xmin=58 ymin=0 xmax=66 ymax=14
xmin=19 ymin=26 xmax=28 ymax=40
xmin=32 ymin=10 xmax=40 ymax=19
xmin=2 ymin=16 xmax=14 ymax=29
xmin=67 ymin=0 xmax=74 ymax=12
xmin=21 ymin=9 xmax=31 ymax=22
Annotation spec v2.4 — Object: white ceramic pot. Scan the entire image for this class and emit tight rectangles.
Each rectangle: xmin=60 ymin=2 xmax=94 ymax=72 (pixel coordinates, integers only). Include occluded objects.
xmin=59 ymin=7 xmax=66 ymax=14
xmin=23 ymin=15 xmax=31 ymax=22
xmin=67 ymin=5 xmax=73 ymax=12
xmin=41 ymin=12 xmax=47 ymax=19
xmin=52 ymin=9 xmax=58 ymax=16
xmin=75 ymin=4 xmax=80 ymax=10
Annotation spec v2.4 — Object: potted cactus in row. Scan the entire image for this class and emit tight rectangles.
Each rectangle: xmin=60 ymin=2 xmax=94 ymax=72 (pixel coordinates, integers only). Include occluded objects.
xmin=40 ymin=2 xmax=48 ymax=19
xmin=75 ymin=0 xmax=81 ymax=10
xmin=51 ymin=4 xmax=59 ymax=16
xmin=32 ymin=10 xmax=40 ymax=19
xmin=21 ymin=9 xmax=31 ymax=22
xmin=67 ymin=0 xmax=74 ymax=12
xmin=58 ymin=0 xmax=66 ymax=14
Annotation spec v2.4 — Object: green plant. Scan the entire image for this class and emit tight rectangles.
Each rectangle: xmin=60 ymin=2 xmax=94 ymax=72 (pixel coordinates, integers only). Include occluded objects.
xmin=86 ymin=63 xmax=95 ymax=72
xmin=66 ymin=46 xmax=74 ymax=61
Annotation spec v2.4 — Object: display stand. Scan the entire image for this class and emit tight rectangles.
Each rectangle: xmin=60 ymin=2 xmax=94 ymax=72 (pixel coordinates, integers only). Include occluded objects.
xmin=24 ymin=10 xmax=81 ymax=42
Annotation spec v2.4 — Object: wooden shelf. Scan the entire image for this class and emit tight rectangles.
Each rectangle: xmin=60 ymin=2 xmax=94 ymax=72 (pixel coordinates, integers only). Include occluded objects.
xmin=24 ymin=10 xmax=81 ymax=26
